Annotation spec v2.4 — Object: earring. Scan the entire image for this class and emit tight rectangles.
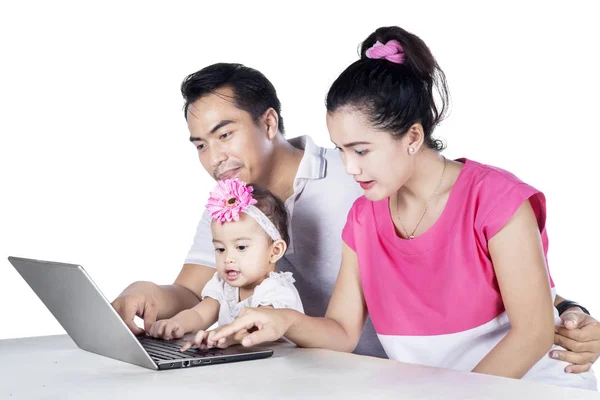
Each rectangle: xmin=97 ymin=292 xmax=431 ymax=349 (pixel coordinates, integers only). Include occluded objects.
xmin=408 ymin=147 xmax=415 ymax=154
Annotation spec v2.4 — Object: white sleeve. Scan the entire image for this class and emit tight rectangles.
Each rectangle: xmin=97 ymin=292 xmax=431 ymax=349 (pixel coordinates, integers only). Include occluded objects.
xmin=184 ymin=210 xmax=216 ymax=268
xmin=251 ymin=272 xmax=304 ymax=313
xmin=201 ymin=272 xmax=224 ymax=302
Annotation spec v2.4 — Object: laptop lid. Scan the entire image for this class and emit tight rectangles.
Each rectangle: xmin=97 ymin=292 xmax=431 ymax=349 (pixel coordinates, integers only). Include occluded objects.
xmin=9 ymin=256 xmax=161 ymax=369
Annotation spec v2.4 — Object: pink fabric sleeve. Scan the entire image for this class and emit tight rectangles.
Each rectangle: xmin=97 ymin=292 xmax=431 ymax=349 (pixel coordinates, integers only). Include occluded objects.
xmin=479 ymin=183 xmax=546 ymax=241
xmin=342 ymin=205 xmax=357 ymax=251
xmin=476 ymin=179 xmax=553 ymax=287
xmin=342 ymin=198 xmax=367 ymax=251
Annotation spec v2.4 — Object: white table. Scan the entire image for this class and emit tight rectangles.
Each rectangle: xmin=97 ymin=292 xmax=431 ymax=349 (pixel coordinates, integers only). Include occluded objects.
xmin=0 ymin=335 xmax=597 ymax=399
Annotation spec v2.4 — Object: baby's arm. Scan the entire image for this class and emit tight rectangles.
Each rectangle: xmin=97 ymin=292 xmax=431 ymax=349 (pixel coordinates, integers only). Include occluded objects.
xmin=472 ymin=200 xmax=555 ymax=378
xmin=148 ymin=297 xmax=220 ymax=340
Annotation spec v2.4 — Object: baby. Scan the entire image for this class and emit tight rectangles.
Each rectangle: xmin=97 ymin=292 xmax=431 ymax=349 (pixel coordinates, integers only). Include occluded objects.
xmin=149 ymin=178 xmax=304 ymax=349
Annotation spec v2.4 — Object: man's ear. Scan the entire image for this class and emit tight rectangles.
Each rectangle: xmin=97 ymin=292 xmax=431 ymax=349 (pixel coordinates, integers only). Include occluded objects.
xmin=262 ymin=108 xmax=280 ymax=140
xmin=269 ymin=239 xmax=287 ymax=263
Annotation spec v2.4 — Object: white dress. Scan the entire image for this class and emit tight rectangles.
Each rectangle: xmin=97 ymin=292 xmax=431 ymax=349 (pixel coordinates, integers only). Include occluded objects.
xmin=201 ymin=271 xmax=305 ymax=325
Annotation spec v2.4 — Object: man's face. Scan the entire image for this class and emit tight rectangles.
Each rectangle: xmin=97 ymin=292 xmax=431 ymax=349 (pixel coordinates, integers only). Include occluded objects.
xmin=187 ymin=87 xmax=272 ymax=183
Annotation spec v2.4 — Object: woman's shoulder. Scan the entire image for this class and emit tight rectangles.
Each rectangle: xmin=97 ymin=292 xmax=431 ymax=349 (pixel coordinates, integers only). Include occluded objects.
xmin=456 ymin=158 xmax=542 ymax=206
xmin=349 ymin=194 xmax=382 ymax=216
xmin=458 ymin=158 xmax=546 ymax=234
xmin=351 ymin=194 xmax=371 ymax=211
xmin=460 ymin=158 xmax=530 ymax=188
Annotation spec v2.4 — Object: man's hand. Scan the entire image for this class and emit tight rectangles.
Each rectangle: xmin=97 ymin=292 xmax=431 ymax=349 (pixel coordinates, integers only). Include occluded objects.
xmin=551 ymin=309 xmax=600 ymax=373
xmin=111 ymin=281 xmax=160 ymax=335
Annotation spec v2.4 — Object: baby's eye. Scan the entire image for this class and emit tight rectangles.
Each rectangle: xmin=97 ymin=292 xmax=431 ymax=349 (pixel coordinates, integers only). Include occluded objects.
xmin=237 ymin=245 xmax=247 ymax=251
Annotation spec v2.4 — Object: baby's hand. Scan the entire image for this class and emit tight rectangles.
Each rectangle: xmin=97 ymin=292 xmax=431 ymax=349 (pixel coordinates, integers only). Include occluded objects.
xmin=147 ymin=319 xmax=185 ymax=340
xmin=180 ymin=330 xmax=210 ymax=351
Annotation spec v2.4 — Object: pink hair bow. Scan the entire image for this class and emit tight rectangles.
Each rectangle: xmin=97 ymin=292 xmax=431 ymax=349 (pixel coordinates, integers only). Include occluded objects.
xmin=365 ymin=40 xmax=405 ymax=64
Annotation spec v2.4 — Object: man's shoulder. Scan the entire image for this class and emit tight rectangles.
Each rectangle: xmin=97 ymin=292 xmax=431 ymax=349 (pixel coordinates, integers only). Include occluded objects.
xmin=290 ymin=135 xmax=361 ymax=199
xmin=320 ymin=147 xmax=358 ymax=183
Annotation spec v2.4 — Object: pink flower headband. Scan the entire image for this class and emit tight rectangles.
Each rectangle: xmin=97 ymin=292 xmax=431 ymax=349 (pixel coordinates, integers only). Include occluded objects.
xmin=365 ymin=40 xmax=405 ymax=64
xmin=205 ymin=178 xmax=282 ymax=241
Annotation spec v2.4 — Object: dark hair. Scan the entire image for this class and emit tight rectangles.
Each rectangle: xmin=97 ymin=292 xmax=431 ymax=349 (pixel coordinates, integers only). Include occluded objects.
xmin=248 ymin=184 xmax=290 ymax=247
xmin=326 ymin=26 xmax=449 ymax=151
xmin=181 ymin=63 xmax=285 ymax=135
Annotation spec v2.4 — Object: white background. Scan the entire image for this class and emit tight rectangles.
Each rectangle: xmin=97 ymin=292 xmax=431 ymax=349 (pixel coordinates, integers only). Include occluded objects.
xmin=1 ymin=1 xmax=598 ymax=343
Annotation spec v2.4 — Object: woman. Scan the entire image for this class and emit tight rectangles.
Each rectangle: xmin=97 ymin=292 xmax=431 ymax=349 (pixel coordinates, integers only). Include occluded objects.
xmin=212 ymin=26 xmax=596 ymax=390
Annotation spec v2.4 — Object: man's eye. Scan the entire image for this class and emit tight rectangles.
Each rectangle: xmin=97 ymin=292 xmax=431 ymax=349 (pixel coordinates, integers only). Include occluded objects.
xmin=196 ymin=143 xmax=205 ymax=151
xmin=219 ymin=132 xmax=231 ymax=140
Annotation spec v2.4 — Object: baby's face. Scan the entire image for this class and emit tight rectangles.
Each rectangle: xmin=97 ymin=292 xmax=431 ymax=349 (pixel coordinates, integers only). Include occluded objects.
xmin=211 ymin=213 xmax=275 ymax=288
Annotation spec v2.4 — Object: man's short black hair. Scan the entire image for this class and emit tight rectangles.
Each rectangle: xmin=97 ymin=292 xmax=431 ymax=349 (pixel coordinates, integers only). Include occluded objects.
xmin=181 ymin=63 xmax=285 ymax=134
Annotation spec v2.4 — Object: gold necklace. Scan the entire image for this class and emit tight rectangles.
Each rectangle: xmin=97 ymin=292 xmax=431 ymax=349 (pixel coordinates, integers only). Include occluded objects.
xmin=396 ymin=157 xmax=448 ymax=240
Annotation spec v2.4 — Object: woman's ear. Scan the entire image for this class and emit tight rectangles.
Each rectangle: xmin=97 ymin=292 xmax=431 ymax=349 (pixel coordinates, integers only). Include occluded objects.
xmin=269 ymin=239 xmax=287 ymax=264
xmin=405 ymin=123 xmax=425 ymax=153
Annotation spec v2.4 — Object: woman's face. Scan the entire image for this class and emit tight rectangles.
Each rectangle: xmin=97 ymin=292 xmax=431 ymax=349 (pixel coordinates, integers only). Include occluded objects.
xmin=327 ymin=108 xmax=415 ymax=201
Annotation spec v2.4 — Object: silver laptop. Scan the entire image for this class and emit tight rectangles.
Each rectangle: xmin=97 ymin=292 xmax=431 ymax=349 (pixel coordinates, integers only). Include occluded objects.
xmin=8 ymin=256 xmax=273 ymax=370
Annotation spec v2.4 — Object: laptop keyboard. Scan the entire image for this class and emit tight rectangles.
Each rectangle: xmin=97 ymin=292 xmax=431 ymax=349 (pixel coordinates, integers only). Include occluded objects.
xmin=138 ymin=335 xmax=224 ymax=361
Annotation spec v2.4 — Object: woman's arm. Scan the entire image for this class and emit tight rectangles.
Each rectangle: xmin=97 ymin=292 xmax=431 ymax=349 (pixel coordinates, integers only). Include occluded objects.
xmin=211 ymin=243 xmax=368 ymax=352
xmin=472 ymin=200 xmax=555 ymax=378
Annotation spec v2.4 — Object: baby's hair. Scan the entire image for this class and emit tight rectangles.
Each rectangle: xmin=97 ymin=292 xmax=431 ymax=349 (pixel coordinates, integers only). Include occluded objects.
xmin=248 ymin=183 xmax=290 ymax=247
xmin=326 ymin=26 xmax=449 ymax=151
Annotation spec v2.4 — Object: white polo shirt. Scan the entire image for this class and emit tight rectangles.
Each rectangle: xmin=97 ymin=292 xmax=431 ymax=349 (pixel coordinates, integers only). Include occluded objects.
xmin=185 ymin=135 xmax=387 ymax=358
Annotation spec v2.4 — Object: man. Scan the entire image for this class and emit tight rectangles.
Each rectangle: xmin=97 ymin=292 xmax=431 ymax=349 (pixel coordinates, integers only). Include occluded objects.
xmin=112 ymin=63 xmax=600 ymax=370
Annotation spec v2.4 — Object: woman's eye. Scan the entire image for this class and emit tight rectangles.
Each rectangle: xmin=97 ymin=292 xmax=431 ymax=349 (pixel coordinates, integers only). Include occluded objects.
xmin=237 ymin=245 xmax=247 ymax=251
xmin=355 ymin=149 xmax=368 ymax=156
xmin=214 ymin=248 xmax=225 ymax=253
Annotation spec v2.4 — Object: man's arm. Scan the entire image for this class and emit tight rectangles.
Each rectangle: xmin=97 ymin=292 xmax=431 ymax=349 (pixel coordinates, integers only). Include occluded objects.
xmin=554 ymin=294 xmax=567 ymax=308
xmin=112 ymin=263 xmax=215 ymax=334
xmin=550 ymin=294 xmax=600 ymax=373
xmin=113 ymin=208 xmax=218 ymax=334
xmin=554 ymin=294 xmax=588 ymax=314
